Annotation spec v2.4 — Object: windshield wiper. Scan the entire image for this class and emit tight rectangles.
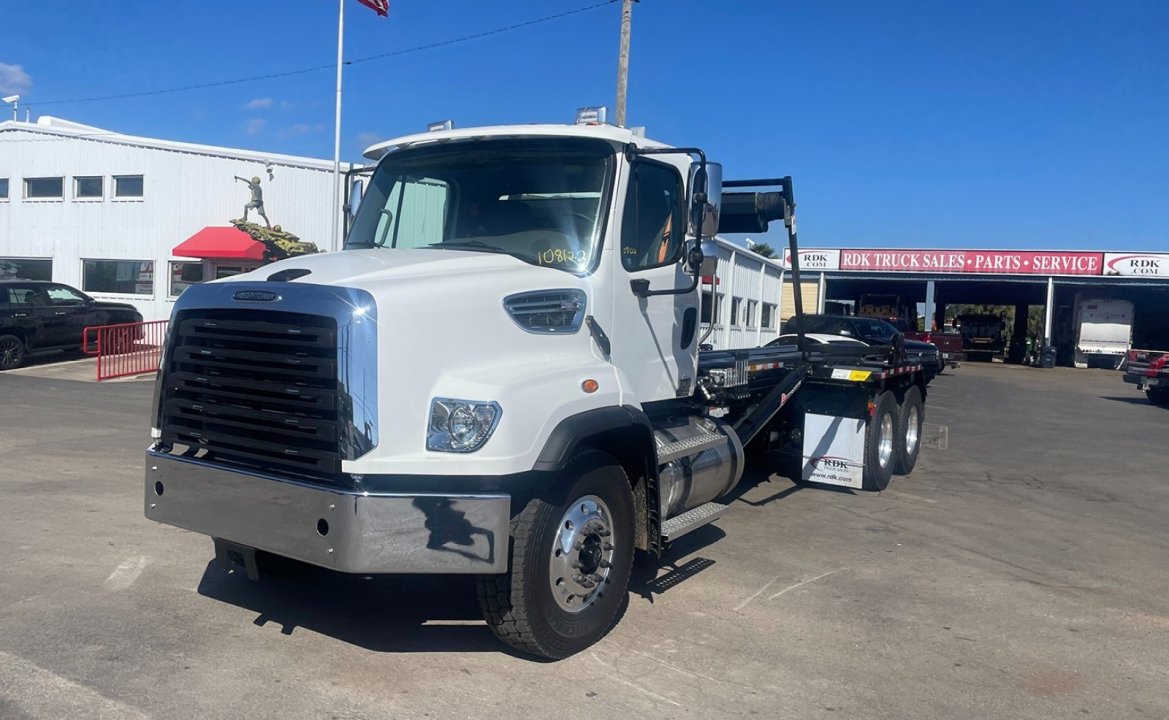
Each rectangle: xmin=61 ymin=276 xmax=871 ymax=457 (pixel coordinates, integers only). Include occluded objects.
xmin=425 ymin=240 xmax=528 ymax=259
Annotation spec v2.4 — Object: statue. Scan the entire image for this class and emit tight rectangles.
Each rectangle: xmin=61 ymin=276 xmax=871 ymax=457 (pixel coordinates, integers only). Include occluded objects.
xmin=234 ymin=175 xmax=270 ymax=228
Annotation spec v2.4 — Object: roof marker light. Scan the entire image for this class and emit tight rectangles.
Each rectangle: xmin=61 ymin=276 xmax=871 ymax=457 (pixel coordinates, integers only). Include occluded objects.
xmin=426 ymin=120 xmax=454 ymax=132
xmin=575 ymin=106 xmax=607 ymax=126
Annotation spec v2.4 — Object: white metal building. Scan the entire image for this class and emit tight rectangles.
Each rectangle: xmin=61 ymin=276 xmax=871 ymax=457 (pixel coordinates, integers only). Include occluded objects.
xmin=0 ymin=116 xmax=345 ymax=321
xmin=700 ymin=236 xmax=787 ymax=349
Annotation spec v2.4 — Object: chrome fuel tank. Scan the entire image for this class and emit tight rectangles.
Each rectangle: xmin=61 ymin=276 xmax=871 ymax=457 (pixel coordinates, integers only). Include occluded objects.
xmin=655 ymin=418 xmax=744 ymax=520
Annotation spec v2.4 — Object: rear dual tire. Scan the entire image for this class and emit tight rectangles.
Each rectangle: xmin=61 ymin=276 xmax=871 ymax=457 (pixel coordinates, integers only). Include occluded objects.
xmin=862 ymin=387 xmax=924 ymax=491
xmin=1148 ymin=388 xmax=1169 ymax=408
xmin=862 ymin=392 xmax=898 ymax=491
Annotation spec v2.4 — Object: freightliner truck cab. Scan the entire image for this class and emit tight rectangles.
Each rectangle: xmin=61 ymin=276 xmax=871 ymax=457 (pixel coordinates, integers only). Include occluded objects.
xmin=145 ymin=118 xmax=926 ymax=658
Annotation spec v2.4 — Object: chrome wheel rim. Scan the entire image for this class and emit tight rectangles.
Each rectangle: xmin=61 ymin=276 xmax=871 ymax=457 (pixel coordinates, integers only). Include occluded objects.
xmin=548 ymin=494 xmax=615 ymax=613
xmin=905 ymin=406 xmax=920 ymax=457
xmin=878 ymin=413 xmax=894 ymax=468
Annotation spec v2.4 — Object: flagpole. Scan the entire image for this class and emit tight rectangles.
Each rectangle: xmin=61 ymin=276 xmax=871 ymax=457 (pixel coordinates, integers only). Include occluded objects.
xmin=331 ymin=0 xmax=346 ymax=252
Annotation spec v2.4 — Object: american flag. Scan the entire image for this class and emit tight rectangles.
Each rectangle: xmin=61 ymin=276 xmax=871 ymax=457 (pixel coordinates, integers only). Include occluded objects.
xmin=356 ymin=0 xmax=388 ymax=16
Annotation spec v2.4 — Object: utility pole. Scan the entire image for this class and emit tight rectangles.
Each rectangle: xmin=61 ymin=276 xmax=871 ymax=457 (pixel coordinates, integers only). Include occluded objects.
xmin=615 ymin=0 xmax=635 ymax=127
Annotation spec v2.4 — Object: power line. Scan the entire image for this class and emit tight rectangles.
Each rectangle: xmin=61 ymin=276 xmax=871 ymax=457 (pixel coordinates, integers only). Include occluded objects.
xmin=34 ymin=0 xmax=617 ymax=108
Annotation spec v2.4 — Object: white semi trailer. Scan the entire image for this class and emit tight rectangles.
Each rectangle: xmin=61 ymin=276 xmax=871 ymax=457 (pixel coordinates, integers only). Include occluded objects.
xmin=144 ymin=119 xmax=928 ymax=659
xmin=1073 ymin=295 xmax=1133 ymax=369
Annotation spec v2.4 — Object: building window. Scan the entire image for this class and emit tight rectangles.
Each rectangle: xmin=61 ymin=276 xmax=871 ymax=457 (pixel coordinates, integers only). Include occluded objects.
xmin=762 ymin=303 xmax=777 ymax=329
xmin=169 ymin=261 xmax=203 ymax=297
xmin=701 ymin=292 xmax=724 ymax=324
xmin=82 ymin=260 xmax=154 ymax=295
xmin=213 ymin=264 xmax=258 ymax=280
xmin=0 ymin=178 xmax=8 ymax=200
xmin=746 ymin=300 xmax=757 ymax=328
xmin=113 ymin=175 xmax=144 ymax=198
xmin=730 ymin=297 xmax=742 ymax=326
xmin=0 ymin=258 xmax=52 ymax=281
xmin=75 ymin=176 xmax=104 ymax=199
xmin=24 ymin=177 xmax=64 ymax=199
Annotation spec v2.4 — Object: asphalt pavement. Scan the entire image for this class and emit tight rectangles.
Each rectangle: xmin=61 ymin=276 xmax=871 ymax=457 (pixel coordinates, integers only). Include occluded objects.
xmin=1 ymin=362 xmax=1166 ymax=719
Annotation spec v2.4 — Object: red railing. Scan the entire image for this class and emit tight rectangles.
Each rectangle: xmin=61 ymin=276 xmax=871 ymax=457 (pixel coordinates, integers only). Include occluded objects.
xmin=82 ymin=320 xmax=169 ymax=381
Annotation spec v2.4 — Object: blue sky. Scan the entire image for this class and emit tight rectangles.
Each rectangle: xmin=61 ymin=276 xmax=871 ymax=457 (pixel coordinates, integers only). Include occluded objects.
xmin=3 ymin=0 xmax=1167 ymax=250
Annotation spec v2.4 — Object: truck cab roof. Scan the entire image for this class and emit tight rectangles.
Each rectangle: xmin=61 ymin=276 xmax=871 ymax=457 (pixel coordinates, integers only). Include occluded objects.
xmin=362 ymin=123 xmax=670 ymax=161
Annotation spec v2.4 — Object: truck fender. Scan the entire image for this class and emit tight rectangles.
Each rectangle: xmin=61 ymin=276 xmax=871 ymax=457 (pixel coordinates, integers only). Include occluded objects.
xmin=533 ymin=405 xmax=661 ymax=552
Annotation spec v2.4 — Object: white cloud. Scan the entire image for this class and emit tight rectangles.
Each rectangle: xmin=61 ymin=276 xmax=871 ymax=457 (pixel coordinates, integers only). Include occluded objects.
xmin=0 ymin=63 xmax=33 ymax=94
xmin=277 ymin=122 xmax=327 ymax=139
xmin=244 ymin=97 xmax=273 ymax=110
xmin=355 ymin=131 xmax=383 ymax=149
xmin=245 ymin=118 xmax=268 ymax=135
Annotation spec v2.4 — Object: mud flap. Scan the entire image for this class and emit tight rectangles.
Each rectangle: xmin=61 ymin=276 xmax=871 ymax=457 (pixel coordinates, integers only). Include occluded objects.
xmin=801 ymin=413 xmax=866 ymax=489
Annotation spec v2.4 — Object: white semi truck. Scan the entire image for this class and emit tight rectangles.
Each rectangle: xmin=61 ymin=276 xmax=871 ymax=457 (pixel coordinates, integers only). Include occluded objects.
xmin=145 ymin=119 xmax=928 ymax=659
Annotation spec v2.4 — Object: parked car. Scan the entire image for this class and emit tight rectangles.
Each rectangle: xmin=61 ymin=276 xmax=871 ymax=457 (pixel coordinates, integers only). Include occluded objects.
xmin=781 ymin=314 xmax=943 ymax=382
xmin=0 ymin=280 xmax=143 ymax=370
xmin=876 ymin=316 xmax=965 ymax=367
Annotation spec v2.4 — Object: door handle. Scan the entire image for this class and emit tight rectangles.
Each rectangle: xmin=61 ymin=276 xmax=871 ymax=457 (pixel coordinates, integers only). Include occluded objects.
xmin=12 ymin=313 xmax=28 ymax=317
xmin=55 ymin=311 xmax=69 ymax=316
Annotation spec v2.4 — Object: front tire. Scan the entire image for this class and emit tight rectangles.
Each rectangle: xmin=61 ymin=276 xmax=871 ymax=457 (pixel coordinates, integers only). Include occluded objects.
xmin=477 ymin=451 xmax=635 ymax=659
xmin=0 ymin=334 xmax=27 ymax=371
xmin=862 ymin=392 xmax=898 ymax=491
xmin=1148 ymin=388 xmax=1169 ymax=408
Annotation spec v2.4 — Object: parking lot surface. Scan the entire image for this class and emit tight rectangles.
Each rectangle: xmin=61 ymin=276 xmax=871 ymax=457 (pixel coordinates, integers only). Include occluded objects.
xmin=1 ymin=363 xmax=1166 ymax=719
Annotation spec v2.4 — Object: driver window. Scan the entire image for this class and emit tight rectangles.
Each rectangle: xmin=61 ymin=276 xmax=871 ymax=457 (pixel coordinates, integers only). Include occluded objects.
xmin=621 ymin=161 xmax=684 ymax=272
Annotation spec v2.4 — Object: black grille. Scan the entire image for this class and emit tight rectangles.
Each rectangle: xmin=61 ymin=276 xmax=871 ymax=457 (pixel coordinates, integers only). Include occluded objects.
xmin=159 ymin=309 xmax=341 ymax=481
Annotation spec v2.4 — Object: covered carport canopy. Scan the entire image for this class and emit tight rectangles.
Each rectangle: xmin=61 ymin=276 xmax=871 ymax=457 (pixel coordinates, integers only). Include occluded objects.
xmin=784 ymin=249 xmax=1169 ymax=361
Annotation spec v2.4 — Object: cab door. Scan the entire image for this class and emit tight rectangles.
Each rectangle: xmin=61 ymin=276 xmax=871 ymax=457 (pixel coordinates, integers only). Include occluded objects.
xmin=607 ymin=158 xmax=698 ymax=404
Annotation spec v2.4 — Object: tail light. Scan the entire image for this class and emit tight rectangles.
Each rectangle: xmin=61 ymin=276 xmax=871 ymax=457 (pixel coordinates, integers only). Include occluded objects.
xmin=1149 ymin=354 xmax=1169 ymax=377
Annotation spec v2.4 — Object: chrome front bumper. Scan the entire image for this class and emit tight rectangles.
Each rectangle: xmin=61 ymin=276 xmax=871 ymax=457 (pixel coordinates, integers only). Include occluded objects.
xmin=144 ymin=450 xmax=510 ymax=574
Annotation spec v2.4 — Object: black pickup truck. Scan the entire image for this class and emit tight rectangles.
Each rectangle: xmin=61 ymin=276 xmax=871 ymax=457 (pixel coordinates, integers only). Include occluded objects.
xmin=780 ymin=314 xmax=943 ymax=382
xmin=0 ymin=280 xmax=143 ymax=370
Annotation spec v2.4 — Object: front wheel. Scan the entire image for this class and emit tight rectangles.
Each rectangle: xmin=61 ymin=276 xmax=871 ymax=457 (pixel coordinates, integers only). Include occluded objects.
xmin=0 ymin=334 xmax=27 ymax=371
xmin=477 ymin=451 xmax=635 ymax=659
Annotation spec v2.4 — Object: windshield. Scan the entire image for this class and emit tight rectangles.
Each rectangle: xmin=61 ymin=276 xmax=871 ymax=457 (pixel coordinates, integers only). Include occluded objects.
xmin=345 ymin=137 xmax=614 ymax=273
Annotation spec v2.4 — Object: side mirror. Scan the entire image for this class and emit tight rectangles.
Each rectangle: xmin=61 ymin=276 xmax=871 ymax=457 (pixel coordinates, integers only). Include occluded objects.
xmin=699 ymin=238 xmax=719 ymax=277
xmin=348 ymin=179 xmax=365 ymax=219
xmin=688 ymin=161 xmax=722 ymax=238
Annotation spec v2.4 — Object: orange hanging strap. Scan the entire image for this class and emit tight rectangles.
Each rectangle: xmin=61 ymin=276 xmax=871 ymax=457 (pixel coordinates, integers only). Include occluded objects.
xmin=656 ymin=214 xmax=673 ymax=263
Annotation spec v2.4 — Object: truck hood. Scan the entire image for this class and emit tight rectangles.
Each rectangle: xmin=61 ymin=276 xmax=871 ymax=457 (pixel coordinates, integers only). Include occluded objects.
xmin=221 ymin=248 xmax=564 ymax=289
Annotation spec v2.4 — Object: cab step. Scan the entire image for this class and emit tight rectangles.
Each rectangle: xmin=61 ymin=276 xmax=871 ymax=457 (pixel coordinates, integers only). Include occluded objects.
xmin=661 ymin=502 xmax=730 ymax=542
xmin=656 ymin=432 xmax=726 ymax=464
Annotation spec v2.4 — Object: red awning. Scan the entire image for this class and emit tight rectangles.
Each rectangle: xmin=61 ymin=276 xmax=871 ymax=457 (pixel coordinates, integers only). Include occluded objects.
xmin=173 ymin=227 xmax=266 ymax=261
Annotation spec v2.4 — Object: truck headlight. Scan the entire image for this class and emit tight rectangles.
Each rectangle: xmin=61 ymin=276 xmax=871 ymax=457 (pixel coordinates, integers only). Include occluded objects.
xmin=427 ymin=398 xmax=502 ymax=453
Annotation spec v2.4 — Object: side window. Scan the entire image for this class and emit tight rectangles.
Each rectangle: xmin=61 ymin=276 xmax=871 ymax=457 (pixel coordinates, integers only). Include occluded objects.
xmin=621 ymin=161 xmax=684 ymax=272
xmin=374 ymin=177 xmax=450 ymax=249
xmin=46 ymin=285 xmax=87 ymax=305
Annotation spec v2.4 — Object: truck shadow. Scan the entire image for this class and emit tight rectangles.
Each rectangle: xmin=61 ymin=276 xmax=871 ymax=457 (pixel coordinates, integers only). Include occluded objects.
xmin=1099 ymin=395 xmax=1166 ymax=408
xmin=196 ymin=561 xmax=512 ymax=655
xmin=724 ymin=462 xmax=855 ymax=508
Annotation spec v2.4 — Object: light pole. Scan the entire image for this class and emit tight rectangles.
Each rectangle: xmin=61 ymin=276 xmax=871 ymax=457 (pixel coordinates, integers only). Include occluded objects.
xmin=615 ymin=0 xmax=636 ymax=127
xmin=2 ymin=95 xmax=19 ymax=122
